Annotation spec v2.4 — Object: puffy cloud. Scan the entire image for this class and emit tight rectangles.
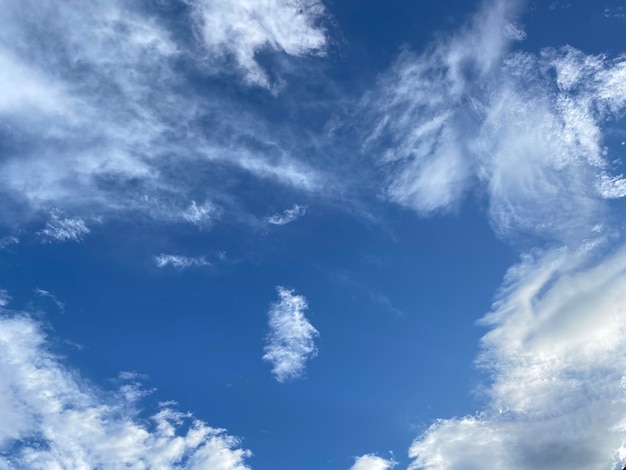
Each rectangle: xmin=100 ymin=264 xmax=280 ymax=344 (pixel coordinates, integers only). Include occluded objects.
xmin=155 ymin=254 xmax=211 ymax=269
xmin=362 ymin=0 xmax=626 ymax=244
xmin=263 ymin=287 xmax=319 ymax=383
xmin=267 ymin=204 xmax=307 ymax=225
xmin=189 ymin=0 xmax=328 ymax=88
xmin=350 ymin=454 xmax=396 ymax=470
xmin=0 ymin=308 xmax=251 ymax=469
xmin=38 ymin=212 xmax=90 ymax=243
xmin=408 ymin=243 xmax=626 ymax=469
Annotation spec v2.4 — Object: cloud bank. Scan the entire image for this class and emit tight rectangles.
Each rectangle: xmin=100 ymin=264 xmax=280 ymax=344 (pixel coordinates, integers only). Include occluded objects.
xmin=0 ymin=307 xmax=251 ymax=469
xmin=263 ymin=287 xmax=319 ymax=383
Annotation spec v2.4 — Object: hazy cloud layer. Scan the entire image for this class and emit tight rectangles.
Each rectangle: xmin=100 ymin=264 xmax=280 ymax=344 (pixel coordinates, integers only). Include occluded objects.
xmin=263 ymin=287 xmax=319 ymax=382
xmin=0 ymin=308 xmax=251 ymax=469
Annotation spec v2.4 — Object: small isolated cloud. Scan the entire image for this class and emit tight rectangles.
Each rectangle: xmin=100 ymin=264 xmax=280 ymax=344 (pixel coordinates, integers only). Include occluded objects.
xmin=350 ymin=454 xmax=397 ymax=470
xmin=0 ymin=312 xmax=251 ymax=469
xmin=0 ymin=290 xmax=10 ymax=307
xmin=34 ymin=288 xmax=65 ymax=313
xmin=38 ymin=213 xmax=90 ymax=243
xmin=180 ymin=200 xmax=220 ymax=226
xmin=154 ymin=254 xmax=211 ymax=269
xmin=0 ymin=236 xmax=19 ymax=249
xmin=189 ymin=0 xmax=328 ymax=88
xmin=266 ymin=204 xmax=306 ymax=225
xmin=263 ymin=287 xmax=319 ymax=383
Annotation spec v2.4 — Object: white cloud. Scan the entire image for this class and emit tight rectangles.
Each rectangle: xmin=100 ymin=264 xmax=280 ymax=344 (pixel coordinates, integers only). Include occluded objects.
xmin=0 ymin=290 xmax=10 ymax=307
xmin=267 ymin=204 xmax=307 ymax=225
xmin=155 ymin=254 xmax=211 ymax=269
xmin=181 ymin=200 xmax=220 ymax=226
xmin=263 ymin=287 xmax=319 ymax=383
xmin=350 ymin=454 xmax=396 ymax=470
xmin=0 ymin=236 xmax=18 ymax=249
xmin=362 ymin=0 xmax=626 ymax=244
xmin=38 ymin=213 xmax=90 ymax=243
xmin=189 ymin=0 xmax=328 ymax=88
xmin=0 ymin=309 xmax=251 ymax=469
xmin=0 ymin=0 xmax=326 ymax=233
xmin=34 ymin=288 xmax=66 ymax=313
xmin=408 ymin=243 xmax=626 ymax=469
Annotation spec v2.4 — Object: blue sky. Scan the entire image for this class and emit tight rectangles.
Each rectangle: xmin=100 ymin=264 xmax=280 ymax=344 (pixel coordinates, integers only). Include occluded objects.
xmin=2 ymin=0 xmax=626 ymax=468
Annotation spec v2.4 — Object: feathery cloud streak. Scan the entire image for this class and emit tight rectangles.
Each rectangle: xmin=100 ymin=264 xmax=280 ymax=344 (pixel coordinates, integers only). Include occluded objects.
xmin=267 ymin=204 xmax=307 ymax=225
xmin=0 ymin=0 xmax=325 ymax=231
xmin=362 ymin=0 xmax=626 ymax=244
xmin=263 ymin=287 xmax=319 ymax=383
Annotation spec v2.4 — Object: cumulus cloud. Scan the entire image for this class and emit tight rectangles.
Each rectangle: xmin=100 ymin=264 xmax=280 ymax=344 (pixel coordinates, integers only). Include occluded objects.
xmin=362 ymin=0 xmax=626 ymax=244
xmin=267 ymin=204 xmax=307 ymax=225
xmin=189 ymin=0 xmax=328 ymax=88
xmin=155 ymin=254 xmax=211 ymax=269
xmin=263 ymin=287 xmax=319 ymax=383
xmin=0 ymin=308 xmax=251 ymax=469
xmin=408 ymin=243 xmax=626 ymax=469
xmin=350 ymin=454 xmax=396 ymax=470
xmin=38 ymin=213 xmax=90 ymax=243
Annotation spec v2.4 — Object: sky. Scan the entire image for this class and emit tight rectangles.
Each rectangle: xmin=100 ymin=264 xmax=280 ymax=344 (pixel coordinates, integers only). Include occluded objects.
xmin=1 ymin=0 xmax=626 ymax=468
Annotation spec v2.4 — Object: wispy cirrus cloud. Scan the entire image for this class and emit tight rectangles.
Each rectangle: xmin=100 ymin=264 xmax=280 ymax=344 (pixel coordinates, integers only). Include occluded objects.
xmin=0 ymin=304 xmax=251 ymax=469
xmin=362 ymin=0 xmax=626 ymax=245
xmin=189 ymin=0 xmax=328 ymax=89
xmin=155 ymin=254 xmax=211 ymax=269
xmin=267 ymin=204 xmax=307 ymax=225
xmin=350 ymin=454 xmax=397 ymax=470
xmin=34 ymin=288 xmax=65 ymax=313
xmin=38 ymin=212 xmax=90 ymax=243
xmin=0 ymin=0 xmax=327 ymax=234
xmin=263 ymin=287 xmax=319 ymax=383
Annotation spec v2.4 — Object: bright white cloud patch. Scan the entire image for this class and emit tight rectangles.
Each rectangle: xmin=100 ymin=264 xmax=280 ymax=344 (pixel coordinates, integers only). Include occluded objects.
xmin=38 ymin=213 xmax=90 ymax=243
xmin=267 ymin=204 xmax=307 ymax=225
xmin=350 ymin=454 xmax=396 ymax=470
xmin=363 ymin=0 xmax=626 ymax=244
xmin=155 ymin=254 xmax=211 ymax=269
xmin=408 ymin=244 xmax=626 ymax=469
xmin=189 ymin=0 xmax=328 ymax=88
xmin=263 ymin=287 xmax=319 ymax=383
xmin=0 ymin=0 xmax=325 ymax=232
xmin=0 ymin=310 xmax=251 ymax=469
